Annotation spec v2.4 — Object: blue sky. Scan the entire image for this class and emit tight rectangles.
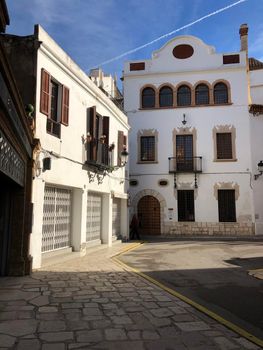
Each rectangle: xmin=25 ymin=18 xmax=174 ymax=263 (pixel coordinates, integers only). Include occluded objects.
xmin=5 ymin=0 xmax=263 ymax=83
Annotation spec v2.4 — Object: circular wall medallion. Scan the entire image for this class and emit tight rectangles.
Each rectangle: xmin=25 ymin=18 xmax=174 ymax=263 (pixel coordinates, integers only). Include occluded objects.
xmin=158 ymin=179 xmax=168 ymax=187
xmin=173 ymin=44 xmax=194 ymax=59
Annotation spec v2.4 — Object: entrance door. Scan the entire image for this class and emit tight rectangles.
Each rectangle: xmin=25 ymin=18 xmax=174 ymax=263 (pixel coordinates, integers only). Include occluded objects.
xmin=137 ymin=196 xmax=160 ymax=235
xmin=176 ymin=135 xmax=193 ymax=171
xmin=112 ymin=198 xmax=121 ymax=238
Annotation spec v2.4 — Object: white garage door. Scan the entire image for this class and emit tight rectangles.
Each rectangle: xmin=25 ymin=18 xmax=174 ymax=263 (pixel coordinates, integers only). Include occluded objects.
xmin=112 ymin=198 xmax=121 ymax=238
xmin=86 ymin=192 xmax=102 ymax=242
xmin=42 ymin=186 xmax=72 ymax=253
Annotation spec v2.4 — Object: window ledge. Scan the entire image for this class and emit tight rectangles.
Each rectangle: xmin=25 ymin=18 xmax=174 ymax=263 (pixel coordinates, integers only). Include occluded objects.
xmin=213 ymin=158 xmax=237 ymax=162
xmin=137 ymin=161 xmax=158 ymax=164
xmin=139 ymin=102 xmax=233 ymax=110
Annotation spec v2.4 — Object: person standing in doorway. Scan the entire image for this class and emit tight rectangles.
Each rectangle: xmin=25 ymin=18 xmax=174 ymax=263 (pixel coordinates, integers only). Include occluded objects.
xmin=130 ymin=214 xmax=141 ymax=240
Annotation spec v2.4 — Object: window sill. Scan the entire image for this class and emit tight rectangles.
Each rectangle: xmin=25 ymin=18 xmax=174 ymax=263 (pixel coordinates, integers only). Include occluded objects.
xmin=137 ymin=160 xmax=158 ymax=164
xmin=213 ymin=158 xmax=237 ymax=162
xmin=139 ymin=102 xmax=233 ymax=110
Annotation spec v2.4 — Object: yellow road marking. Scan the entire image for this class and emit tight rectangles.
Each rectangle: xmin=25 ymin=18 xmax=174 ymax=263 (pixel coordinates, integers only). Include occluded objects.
xmin=112 ymin=243 xmax=263 ymax=348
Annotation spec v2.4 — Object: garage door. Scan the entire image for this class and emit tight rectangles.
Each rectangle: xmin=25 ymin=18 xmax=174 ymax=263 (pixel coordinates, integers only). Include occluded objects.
xmin=112 ymin=198 xmax=121 ymax=238
xmin=42 ymin=186 xmax=72 ymax=252
xmin=86 ymin=192 xmax=102 ymax=242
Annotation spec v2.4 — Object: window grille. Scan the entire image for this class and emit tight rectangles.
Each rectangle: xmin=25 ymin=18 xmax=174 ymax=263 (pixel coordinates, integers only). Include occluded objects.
xmin=140 ymin=136 xmax=155 ymax=161
xmin=177 ymin=85 xmax=191 ymax=106
xmin=177 ymin=190 xmax=195 ymax=221
xmin=42 ymin=186 xmax=72 ymax=252
xmin=214 ymin=83 xmax=228 ymax=104
xmin=159 ymin=86 xmax=173 ymax=107
xmin=195 ymin=84 xmax=209 ymax=105
xmin=218 ymin=189 xmax=236 ymax=222
xmin=142 ymin=87 xmax=155 ymax=108
xmin=216 ymin=133 xmax=232 ymax=159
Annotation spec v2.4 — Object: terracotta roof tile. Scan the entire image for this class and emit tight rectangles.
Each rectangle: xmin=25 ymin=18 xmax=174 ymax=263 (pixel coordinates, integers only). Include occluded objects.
xmin=249 ymin=104 xmax=263 ymax=115
xmin=249 ymin=58 xmax=263 ymax=71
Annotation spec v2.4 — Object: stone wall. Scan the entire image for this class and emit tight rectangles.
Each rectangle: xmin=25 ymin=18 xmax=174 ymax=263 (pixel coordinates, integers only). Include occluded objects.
xmin=164 ymin=222 xmax=255 ymax=236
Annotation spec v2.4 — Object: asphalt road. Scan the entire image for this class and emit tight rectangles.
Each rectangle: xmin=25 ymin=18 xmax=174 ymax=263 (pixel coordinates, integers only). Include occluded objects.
xmin=120 ymin=239 xmax=263 ymax=340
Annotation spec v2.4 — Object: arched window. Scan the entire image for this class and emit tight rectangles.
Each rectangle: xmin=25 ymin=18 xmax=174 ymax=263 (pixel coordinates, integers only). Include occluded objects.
xmin=159 ymin=86 xmax=173 ymax=107
xmin=177 ymin=85 xmax=191 ymax=106
xmin=214 ymin=83 xmax=228 ymax=104
xmin=195 ymin=84 xmax=209 ymax=105
xmin=142 ymin=87 xmax=155 ymax=108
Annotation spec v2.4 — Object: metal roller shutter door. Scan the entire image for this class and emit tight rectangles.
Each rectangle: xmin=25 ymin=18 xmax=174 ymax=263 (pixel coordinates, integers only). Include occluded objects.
xmin=86 ymin=192 xmax=102 ymax=242
xmin=42 ymin=186 xmax=72 ymax=253
xmin=112 ymin=198 xmax=121 ymax=238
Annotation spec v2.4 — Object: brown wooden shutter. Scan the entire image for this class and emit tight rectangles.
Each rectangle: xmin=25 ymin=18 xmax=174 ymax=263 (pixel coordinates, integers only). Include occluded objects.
xmin=117 ymin=130 xmax=124 ymax=166
xmin=87 ymin=106 xmax=97 ymax=161
xmin=102 ymin=117 xmax=110 ymax=146
xmin=123 ymin=135 xmax=127 ymax=149
xmin=40 ymin=69 xmax=50 ymax=116
xmin=61 ymin=86 xmax=69 ymax=126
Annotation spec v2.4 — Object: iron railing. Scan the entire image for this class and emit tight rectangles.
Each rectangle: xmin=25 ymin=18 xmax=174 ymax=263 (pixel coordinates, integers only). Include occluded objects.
xmin=86 ymin=139 xmax=113 ymax=170
xmin=168 ymin=156 xmax=202 ymax=173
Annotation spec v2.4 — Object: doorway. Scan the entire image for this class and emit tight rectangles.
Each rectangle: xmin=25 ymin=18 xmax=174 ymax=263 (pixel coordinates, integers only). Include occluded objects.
xmin=137 ymin=195 xmax=161 ymax=235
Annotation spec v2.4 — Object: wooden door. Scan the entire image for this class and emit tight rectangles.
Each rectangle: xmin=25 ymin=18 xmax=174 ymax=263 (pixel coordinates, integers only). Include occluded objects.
xmin=137 ymin=196 xmax=160 ymax=235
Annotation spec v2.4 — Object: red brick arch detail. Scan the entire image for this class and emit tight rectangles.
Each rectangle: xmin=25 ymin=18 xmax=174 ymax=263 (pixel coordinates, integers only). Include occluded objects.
xmin=212 ymin=79 xmax=232 ymax=104
xmin=193 ymin=80 xmax=212 ymax=105
xmin=175 ymin=82 xmax=194 ymax=107
xmin=140 ymin=84 xmax=158 ymax=109
xmin=157 ymin=83 xmax=175 ymax=108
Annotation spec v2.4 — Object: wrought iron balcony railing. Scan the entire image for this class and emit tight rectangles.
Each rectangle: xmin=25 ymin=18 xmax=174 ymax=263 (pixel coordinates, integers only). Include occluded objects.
xmin=168 ymin=156 xmax=202 ymax=173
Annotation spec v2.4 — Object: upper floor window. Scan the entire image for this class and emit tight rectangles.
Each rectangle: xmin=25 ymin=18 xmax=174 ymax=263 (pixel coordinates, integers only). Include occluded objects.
xmin=177 ymin=85 xmax=191 ymax=106
xmin=159 ymin=86 xmax=173 ymax=107
xmin=195 ymin=84 xmax=209 ymax=105
xmin=141 ymin=87 xmax=155 ymax=108
xmin=140 ymin=136 xmax=155 ymax=161
xmin=216 ymin=132 xmax=232 ymax=159
xmin=40 ymin=69 xmax=69 ymax=138
xmin=214 ymin=83 xmax=228 ymax=104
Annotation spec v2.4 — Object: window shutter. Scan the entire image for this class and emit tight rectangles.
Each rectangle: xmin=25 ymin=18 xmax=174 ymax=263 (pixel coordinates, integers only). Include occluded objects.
xmin=87 ymin=106 xmax=97 ymax=161
xmin=102 ymin=116 xmax=110 ymax=146
xmin=61 ymin=86 xmax=69 ymax=126
xmin=40 ymin=69 xmax=50 ymax=116
xmin=123 ymin=135 xmax=127 ymax=149
xmin=117 ymin=130 xmax=124 ymax=166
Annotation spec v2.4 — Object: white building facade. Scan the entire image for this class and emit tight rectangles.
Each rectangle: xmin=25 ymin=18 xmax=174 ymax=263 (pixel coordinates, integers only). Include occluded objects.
xmin=2 ymin=25 xmax=129 ymax=269
xmin=124 ymin=24 xmax=263 ymax=237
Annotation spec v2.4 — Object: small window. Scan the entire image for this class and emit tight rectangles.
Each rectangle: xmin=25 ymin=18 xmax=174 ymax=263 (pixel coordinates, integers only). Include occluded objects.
xmin=177 ymin=85 xmax=191 ymax=106
xmin=159 ymin=86 xmax=173 ymax=107
xmin=142 ymin=87 xmax=155 ymax=108
xmin=218 ymin=189 xmax=236 ymax=222
xmin=140 ymin=136 xmax=155 ymax=161
xmin=214 ymin=83 xmax=228 ymax=104
xmin=195 ymin=84 xmax=209 ymax=105
xmin=177 ymin=190 xmax=195 ymax=221
xmin=216 ymin=133 xmax=232 ymax=159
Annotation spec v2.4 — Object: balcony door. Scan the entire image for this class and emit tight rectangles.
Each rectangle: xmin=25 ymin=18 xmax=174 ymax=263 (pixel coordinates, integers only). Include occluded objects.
xmin=176 ymin=135 xmax=193 ymax=171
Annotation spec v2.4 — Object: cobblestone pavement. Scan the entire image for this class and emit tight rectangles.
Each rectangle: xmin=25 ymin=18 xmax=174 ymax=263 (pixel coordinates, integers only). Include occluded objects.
xmin=0 ymin=242 xmax=261 ymax=349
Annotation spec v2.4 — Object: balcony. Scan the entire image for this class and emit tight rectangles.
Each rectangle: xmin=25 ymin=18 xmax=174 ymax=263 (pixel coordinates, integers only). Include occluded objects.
xmin=46 ymin=119 xmax=61 ymax=138
xmin=168 ymin=156 xmax=202 ymax=173
xmin=86 ymin=139 xmax=112 ymax=171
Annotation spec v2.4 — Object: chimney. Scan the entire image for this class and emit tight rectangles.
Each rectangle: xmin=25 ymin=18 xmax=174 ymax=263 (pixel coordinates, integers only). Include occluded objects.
xmin=239 ymin=23 xmax=248 ymax=52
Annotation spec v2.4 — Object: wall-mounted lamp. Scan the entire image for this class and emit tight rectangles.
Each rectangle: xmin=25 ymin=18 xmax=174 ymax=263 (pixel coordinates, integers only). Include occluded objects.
xmin=43 ymin=157 xmax=51 ymax=171
xmin=120 ymin=147 xmax=129 ymax=166
xmin=254 ymin=160 xmax=263 ymax=180
xmin=182 ymin=113 xmax=187 ymax=126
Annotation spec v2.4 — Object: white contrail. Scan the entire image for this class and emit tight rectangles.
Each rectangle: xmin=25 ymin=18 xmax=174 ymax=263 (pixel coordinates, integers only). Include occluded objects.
xmin=90 ymin=0 xmax=248 ymax=69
